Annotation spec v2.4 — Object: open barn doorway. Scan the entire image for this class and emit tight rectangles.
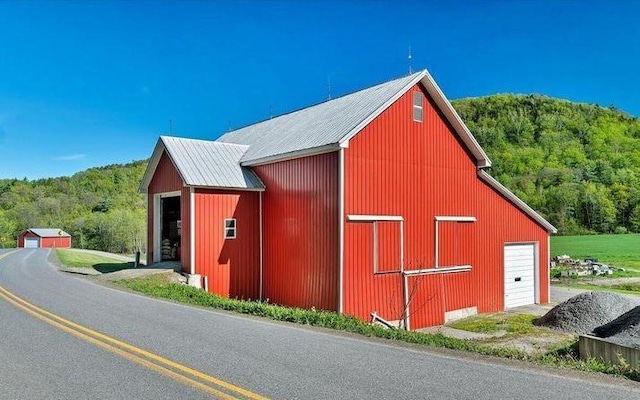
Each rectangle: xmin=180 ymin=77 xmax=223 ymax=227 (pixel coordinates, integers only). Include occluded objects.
xmin=161 ymin=196 xmax=181 ymax=261
xmin=153 ymin=192 xmax=182 ymax=263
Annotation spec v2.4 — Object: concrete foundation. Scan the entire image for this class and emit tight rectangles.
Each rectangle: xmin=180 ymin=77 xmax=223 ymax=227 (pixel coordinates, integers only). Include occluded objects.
xmin=445 ymin=306 xmax=478 ymax=323
xmin=187 ymin=274 xmax=202 ymax=289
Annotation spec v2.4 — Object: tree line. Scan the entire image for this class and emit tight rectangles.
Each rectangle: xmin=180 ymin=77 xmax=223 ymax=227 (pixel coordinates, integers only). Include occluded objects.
xmin=1 ymin=93 xmax=640 ymax=252
xmin=453 ymin=94 xmax=640 ymax=234
xmin=0 ymin=161 xmax=146 ymax=251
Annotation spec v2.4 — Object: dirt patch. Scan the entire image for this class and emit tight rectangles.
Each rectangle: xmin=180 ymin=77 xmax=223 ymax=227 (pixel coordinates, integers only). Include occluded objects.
xmin=534 ymin=291 xmax=640 ymax=334
xmin=92 ymin=268 xmax=185 ymax=283
xmin=480 ymin=330 xmax=576 ymax=355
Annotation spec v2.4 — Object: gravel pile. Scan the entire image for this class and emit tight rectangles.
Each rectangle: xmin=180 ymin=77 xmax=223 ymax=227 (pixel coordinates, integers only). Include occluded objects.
xmin=593 ymin=306 xmax=640 ymax=349
xmin=534 ymin=291 xmax=640 ymax=334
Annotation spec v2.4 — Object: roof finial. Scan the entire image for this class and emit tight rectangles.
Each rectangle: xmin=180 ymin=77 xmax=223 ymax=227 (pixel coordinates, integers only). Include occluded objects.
xmin=408 ymin=46 xmax=413 ymax=75
xmin=327 ymin=76 xmax=332 ymax=100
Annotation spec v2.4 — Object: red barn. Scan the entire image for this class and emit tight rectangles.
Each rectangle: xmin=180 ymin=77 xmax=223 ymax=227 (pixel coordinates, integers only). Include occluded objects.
xmin=140 ymin=70 xmax=556 ymax=330
xmin=18 ymin=228 xmax=72 ymax=249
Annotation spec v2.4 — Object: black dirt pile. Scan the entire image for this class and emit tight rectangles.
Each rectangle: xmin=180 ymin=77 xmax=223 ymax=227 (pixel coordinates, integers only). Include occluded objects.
xmin=593 ymin=306 xmax=640 ymax=349
xmin=534 ymin=292 xmax=640 ymax=334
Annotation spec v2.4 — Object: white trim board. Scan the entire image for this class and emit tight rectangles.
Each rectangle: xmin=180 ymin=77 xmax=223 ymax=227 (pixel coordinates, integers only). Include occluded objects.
xmin=347 ymin=215 xmax=404 ymax=222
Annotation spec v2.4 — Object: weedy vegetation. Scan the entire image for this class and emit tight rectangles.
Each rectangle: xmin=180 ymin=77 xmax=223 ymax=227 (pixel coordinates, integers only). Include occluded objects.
xmin=116 ymin=273 xmax=640 ymax=382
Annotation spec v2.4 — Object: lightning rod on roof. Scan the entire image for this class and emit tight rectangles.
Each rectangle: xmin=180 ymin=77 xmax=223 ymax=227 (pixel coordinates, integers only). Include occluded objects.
xmin=408 ymin=46 xmax=413 ymax=74
xmin=327 ymin=76 xmax=332 ymax=100
xmin=169 ymin=119 xmax=173 ymax=134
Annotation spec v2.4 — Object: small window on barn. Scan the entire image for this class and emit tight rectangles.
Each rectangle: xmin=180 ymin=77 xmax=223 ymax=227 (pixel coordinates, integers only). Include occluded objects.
xmin=413 ymin=92 xmax=423 ymax=122
xmin=224 ymin=218 xmax=236 ymax=239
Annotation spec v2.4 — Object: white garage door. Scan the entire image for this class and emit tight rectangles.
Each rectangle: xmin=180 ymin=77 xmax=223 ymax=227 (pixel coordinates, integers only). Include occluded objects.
xmin=504 ymin=244 xmax=535 ymax=309
xmin=24 ymin=237 xmax=40 ymax=248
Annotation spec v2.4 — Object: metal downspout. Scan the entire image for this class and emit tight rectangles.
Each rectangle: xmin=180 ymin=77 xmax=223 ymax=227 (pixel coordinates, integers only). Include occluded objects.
xmin=338 ymin=148 xmax=345 ymax=313
xmin=259 ymin=191 xmax=264 ymax=301
xmin=189 ymin=188 xmax=195 ymax=275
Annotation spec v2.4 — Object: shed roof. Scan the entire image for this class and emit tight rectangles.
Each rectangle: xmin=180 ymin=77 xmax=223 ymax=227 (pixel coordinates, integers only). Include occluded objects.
xmin=27 ymin=228 xmax=71 ymax=238
xmin=217 ymin=70 xmax=491 ymax=167
xmin=139 ymin=136 xmax=265 ymax=192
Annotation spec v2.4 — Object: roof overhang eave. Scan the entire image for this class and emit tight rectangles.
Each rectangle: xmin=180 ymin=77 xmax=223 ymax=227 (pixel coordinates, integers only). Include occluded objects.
xmin=139 ymin=136 xmax=192 ymax=193
xmin=240 ymin=143 xmax=342 ymax=167
xmin=418 ymin=73 xmax=492 ymax=169
xmin=185 ymin=184 xmax=265 ymax=192
xmin=138 ymin=138 xmax=167 ymax=193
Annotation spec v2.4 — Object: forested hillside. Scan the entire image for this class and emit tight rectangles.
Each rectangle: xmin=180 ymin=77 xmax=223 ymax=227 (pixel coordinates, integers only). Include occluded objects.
xmin=453 ymin=94 xmax=640 ymax=234
xmin=1 ymin=94 xmax=640 ymax=251
xmin=0 ymin=161 xmax=146 ymax=250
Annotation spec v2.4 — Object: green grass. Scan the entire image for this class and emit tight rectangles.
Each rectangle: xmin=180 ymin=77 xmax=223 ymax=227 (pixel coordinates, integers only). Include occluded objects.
xmin=552 ymin=234 xmax=640 ymax=271
xmin=554 ymin=281 xmax=640 ymax=296
xmin=612 ymin=282 xmax=640 ymax=292
xmin=448 ymin=314 xmax=537 ymax=335
xmin=56 ymin=249 xmax=134 ymax=273
xmin=114 ymin=274 xmax=640 ymax=381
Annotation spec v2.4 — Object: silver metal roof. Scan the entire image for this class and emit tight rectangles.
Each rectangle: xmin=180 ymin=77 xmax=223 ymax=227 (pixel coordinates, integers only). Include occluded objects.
xmin=140 ymin=69 xmax=492 ymax=191
xmin=29 ymin=228 xmax=71 ymax=237
xmin=139 ymin=136 xmax=265 ymax=192
xmin=217 ymin=71 xmax=428 ymax=165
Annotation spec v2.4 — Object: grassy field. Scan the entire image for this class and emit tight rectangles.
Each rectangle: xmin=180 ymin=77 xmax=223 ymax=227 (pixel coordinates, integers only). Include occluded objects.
xmin=56 ymin=249 xmax=134 ymax=273
xmin=551 ymin=234 xmax=640 ymax=270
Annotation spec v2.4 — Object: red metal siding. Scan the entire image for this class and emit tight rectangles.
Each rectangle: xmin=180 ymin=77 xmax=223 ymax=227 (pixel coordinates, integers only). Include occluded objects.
xmin=253 ymin=153 xmax=339 ymax=311
xmin=193 ymin=189 xmax=260 ymax=299
xmin=146 ymin=151 xmax=189 ymax=272
xmin=40 ymin=236 xmax=71 ymax=248
xmin=344 ymin=84 xmax=550 ymax=329
xmin=148 ymin=152 xmax=184 ymax=194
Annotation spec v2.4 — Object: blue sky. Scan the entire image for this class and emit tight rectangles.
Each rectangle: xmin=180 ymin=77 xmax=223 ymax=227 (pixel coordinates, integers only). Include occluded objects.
xmin=1 ymin=1 xmax=639 ymax=180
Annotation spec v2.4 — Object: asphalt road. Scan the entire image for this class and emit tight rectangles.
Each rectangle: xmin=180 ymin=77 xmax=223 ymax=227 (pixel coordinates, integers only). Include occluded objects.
xmin=1 ymin=249 xmax=639 ymax=399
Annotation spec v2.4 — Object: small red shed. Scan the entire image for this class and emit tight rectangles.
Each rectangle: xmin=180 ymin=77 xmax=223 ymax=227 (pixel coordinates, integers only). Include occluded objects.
xmin=18 ymin=228 xmax=72 ymax=249
xmin=140 ymin=69 xmax=556 ymax=330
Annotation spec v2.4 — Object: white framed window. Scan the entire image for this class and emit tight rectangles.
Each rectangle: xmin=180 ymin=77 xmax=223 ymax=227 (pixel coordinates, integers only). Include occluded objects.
xmin=413 ymin=92 xmax=423 ymax=122
xmin=224 ymin=218 xmax=236 ymax=239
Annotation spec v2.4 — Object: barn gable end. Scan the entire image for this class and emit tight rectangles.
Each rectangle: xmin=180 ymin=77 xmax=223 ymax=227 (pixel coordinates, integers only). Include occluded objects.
xmin=141 ymin=137 xmax=264 ymax=297
xmin=343 ymin=83 xmax=551 ymax=328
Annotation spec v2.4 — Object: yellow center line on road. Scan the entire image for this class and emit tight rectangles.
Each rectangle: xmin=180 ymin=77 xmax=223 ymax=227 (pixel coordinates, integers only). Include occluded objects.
xmin=0 ymin=281 xmax=268 ymax=399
